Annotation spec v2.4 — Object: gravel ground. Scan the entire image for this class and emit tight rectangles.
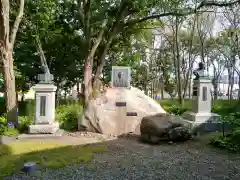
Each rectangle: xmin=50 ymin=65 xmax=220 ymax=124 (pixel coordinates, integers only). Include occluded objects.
xmin=4 ymin=135 xmax=240 ymax=180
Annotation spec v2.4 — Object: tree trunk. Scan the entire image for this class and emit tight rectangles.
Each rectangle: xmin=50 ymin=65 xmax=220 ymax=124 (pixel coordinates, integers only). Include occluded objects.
xmin=0 ymin=0 xmax=25 ymax=125
xmin=2 ymin=48 xmax=17 ymax=125
xmin=188 ymin=77 xmax=192 ymax=99
xmin=238 ymin=75 xmax=240 ymax=100
xmin=230 ymin=69 xmax=234 ymax=100
xmin=160 ymin=76 xmax=164 ymax=100
xmin=212 ymin=78 xmax=218 ymax=100
xmin=21 ymin=92 xmax=24 ymax=102
xmin=175 ymin=17 xmax=183 ymax=105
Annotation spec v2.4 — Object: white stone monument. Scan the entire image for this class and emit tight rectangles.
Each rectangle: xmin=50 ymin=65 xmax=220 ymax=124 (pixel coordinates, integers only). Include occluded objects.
xmin=111 ymin=66 xmax=131 ymax=88
xmin=29 ymin=73 xmax=60 ymax=134
xmin=183 ymin=76 xmax=220 ymax=132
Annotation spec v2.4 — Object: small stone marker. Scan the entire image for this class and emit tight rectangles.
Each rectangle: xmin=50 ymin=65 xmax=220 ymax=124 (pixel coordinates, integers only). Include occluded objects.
xmin=22 ymin=162 xmax=37 ymax=173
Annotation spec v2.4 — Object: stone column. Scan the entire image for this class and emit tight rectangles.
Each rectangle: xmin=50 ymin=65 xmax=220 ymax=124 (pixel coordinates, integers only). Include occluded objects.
xmin=182 ymin=77 xmax=220 ymax=132
xmin=191 ymin=78 xmax=212 ymax=114
xmin=29 ymin=78 xmax=59 ymax=134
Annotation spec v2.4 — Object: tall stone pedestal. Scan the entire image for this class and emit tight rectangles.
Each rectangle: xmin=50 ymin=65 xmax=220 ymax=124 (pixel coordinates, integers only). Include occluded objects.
xmin=18 ymin=74 xmax=64 ymax=139
xmin=29 ymin=83 xmax=59 ymax=134
xmin=182 ymin=78 xmax=221 ymax=132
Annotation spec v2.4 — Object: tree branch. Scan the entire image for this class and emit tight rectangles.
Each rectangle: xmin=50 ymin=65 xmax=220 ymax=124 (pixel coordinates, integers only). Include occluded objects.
xmin=93 ymin=1 xmax=129 ymax=85
xmin=87 ymin=19 xmax=108 ymax=60
xmin=0 ymin=0 xmax=10 ymax=47
xmin=10 ymin=0 xmax=25 ymax=46
xmin=77 ymin=0 xmax=85 ymax=24
xmin=127 ymin=0 xmax=240 ymax=25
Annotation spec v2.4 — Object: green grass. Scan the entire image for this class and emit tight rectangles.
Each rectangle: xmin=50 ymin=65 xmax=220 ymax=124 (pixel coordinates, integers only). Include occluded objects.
xmin=158 ymin=99 xmax=240 ymax=116
xmin=0 ymin=142 xmax=107 ymax=178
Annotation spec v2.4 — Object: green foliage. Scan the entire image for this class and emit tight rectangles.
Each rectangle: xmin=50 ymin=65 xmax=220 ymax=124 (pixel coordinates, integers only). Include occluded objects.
xmin=168 ymin=105 xmax=188 ymax=115
xmin=56 ymin=103 xmax=83 ymax=131
xmin=2 ymin=128 xmax=20 ymax=136
xmin=159 ymin=99 xmax=192 ymax=114
xmin=210 ymin=128 xmax=240 ymax=152
xmin=210 ymin=106 xmax=240 ymax=153
xmin=0 ymin=116 xmax=20 ymax=136
xmin=18 ymin=116 xmax=32 ymax=133
xmin=0 ymin=116 xmax=7 ymax=134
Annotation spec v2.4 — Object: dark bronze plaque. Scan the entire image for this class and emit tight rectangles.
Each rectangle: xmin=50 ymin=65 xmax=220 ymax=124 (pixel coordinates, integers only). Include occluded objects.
xmin=115 ymin=102 xmax=127 ymax=106
xmin=40 ymin=96 xmax=46 ymax=116
xmin=126 ymin=112 xmax=137 ymax=116
xmin=202 ymin=86 xmax=207 ymax=101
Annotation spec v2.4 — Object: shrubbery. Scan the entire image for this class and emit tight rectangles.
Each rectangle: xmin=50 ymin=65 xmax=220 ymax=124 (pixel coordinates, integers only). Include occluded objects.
xmin=0 ymin=99 xmax=83 ymax=136
xmin=210 ymin=112 xmax=240 ymax=152
xmin=56 ymin=102 xmax=83 ymax=131
xmin=167 ymin=105 xmax=188 ymax=115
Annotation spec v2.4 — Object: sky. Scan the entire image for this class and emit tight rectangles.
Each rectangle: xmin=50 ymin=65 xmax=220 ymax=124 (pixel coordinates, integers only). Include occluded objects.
xmin=151 ymin=8 xmax=239 ymax=77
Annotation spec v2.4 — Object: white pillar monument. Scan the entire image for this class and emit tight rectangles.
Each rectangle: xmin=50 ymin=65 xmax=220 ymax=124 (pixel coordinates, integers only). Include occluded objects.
xmin=28 ymin=73 xmax=60 ymax=134
xmin=183 ymin=76 xmax=220 ymax=132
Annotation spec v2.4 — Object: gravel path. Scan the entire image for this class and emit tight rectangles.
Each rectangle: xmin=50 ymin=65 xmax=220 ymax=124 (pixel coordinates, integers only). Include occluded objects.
xmin=4 ymin=135 xmax=240 ymax=180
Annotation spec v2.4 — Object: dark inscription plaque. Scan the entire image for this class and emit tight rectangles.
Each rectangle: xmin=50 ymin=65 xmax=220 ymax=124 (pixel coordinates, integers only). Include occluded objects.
xmin=202 ymin=86 xmax=207 ymax=101
xmin=126 ymin=112 xmax=138 ymax=116
xmin=115 ymin=102 xmax=127 ymax=107
xmin=40 ymin=96 xmax=46 ymax=116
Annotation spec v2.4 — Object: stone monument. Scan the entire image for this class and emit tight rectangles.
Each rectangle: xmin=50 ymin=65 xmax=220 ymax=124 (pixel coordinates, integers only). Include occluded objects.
xmin=183 ymin=62 xmax=220 ymax=132
xmin=28 ymin=73 xmax=59 ymax=134
xmin=78 ymin=66 xmax=167 ymax=135
xmin=18 ymin=51 xmax=62 ymax=138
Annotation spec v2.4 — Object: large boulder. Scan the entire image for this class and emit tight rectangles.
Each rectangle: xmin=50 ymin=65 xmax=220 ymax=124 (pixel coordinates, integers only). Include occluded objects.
xmin=140 ymin=113 xmax=191 ymax=143
xmin=79 ymin=87 xmax=167 ymax=135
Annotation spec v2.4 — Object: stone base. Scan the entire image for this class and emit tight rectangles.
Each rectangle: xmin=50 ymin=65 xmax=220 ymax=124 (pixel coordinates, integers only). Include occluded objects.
xmin=29 ymin=123 xmax=60 ymax=134
xmin=18 ymin=129 xmax=64 ymax=139
xmin=183 ymin=111 xmax=220 ymax=123
xmin=182 ymin=111 xmax=225 ymax=133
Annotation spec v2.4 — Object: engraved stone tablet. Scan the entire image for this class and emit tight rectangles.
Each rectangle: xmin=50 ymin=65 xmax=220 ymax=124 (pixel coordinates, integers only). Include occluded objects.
xmin=111 ymin=66 xmax=131 ymax=88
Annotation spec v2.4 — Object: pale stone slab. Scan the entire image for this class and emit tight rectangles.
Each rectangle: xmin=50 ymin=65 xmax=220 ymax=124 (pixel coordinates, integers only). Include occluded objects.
xmin=183 ymin=111 xmax=220 ymax=124
xmin=18 ymin=129 xmax=64 ymax=139
xmin=182 ymin=112 xmax=222 ymax=132
xmin=29 ymin=122 xmax=59 ymax=134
